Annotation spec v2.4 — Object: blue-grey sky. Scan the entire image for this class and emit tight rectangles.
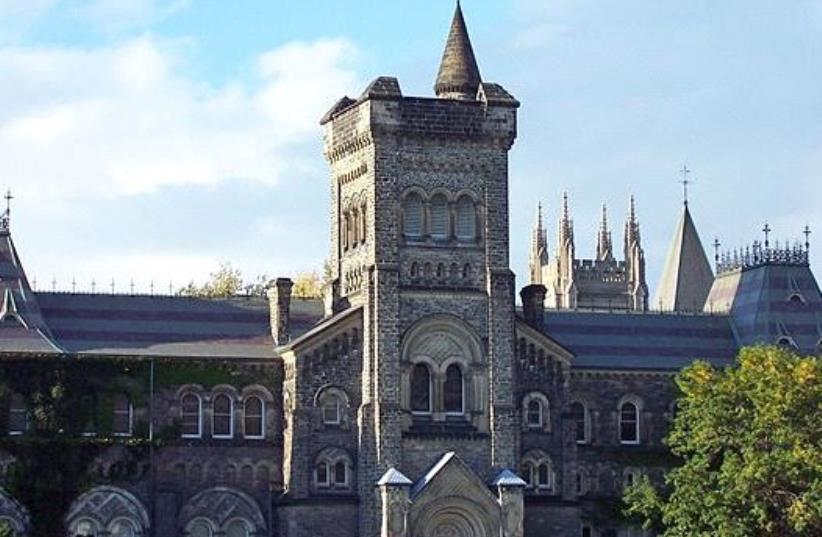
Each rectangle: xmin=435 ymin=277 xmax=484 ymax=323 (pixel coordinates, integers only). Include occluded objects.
xmin=1 ymin=0 xmax=819 ymax=294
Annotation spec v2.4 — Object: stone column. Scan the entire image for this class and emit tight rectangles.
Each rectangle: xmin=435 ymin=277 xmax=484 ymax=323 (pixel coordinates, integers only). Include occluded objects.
xmin=491 ymin=469 xmax=526 ymax=537
xmin=267 ymin=277 xmax=293 ymax=346
xmin=378 ymin=468 xmax=413 ymax=537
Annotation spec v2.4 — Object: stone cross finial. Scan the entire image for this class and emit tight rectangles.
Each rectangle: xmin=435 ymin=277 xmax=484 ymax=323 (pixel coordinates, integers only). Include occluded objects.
xmin=713 ymin=237 xmax=721 ymax=268
xmin=679 ymin=165 xmax=691 ymax=206
xmin=0 ymin=189 xmax=12 ymax=233
xmin=763 ymin=222 xmax=772 ymax=248
xmin=804 ymin=225 xmax=811 ymax=252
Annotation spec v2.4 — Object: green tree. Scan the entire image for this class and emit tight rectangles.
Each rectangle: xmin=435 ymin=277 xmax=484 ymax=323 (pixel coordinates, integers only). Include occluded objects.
xmin=625 ymin=346 xmax=822 ymax=537
xmin=177 ymin=262 xmax=244 ymax=298
xmin=292 ymin=271 xmax=323 ymax=299
xmin=0 ymin=520 xmax=14 ymax=537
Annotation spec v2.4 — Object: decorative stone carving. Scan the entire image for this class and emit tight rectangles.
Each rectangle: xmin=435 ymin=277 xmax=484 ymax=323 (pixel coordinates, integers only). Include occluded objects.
xmin=65 ymin=486 xmax=149 ymax=536
xmin=177 ymin=486 xmax=265 ymax=530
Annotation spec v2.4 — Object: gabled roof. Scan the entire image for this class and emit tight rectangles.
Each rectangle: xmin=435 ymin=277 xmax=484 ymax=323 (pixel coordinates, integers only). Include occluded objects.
xmin=0 ymin=229 xmax=62 ymax=354
xmin=377 ymin=468 xmax=413 ymax=487
xmin=655 ymin=204 xmax=714 ymax=312
xmin=435 ymin=1 xmax=482 ymax=99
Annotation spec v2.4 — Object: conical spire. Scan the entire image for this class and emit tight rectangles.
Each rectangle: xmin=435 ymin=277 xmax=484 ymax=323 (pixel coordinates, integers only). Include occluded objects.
xmin=558 ymin=192 xmax=574 ymax=247
xmin=654 ymin=204 xmax=714 ymax=312
xmin=597 ymin=203 xmax=613 ymax=261
xmin=435 ymin=1 xmax=482 ymax=100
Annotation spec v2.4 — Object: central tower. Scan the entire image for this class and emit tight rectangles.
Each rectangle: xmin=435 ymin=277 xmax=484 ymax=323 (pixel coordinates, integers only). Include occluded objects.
xmin=321 ymin=4 xmax=520 ymax=535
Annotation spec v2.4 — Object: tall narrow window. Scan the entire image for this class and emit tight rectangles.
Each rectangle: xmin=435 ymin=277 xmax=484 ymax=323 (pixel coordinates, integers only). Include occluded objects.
xmin=403 ymin=193 xmax=424 ymax=238
xmin=410 ymin=364 xmax=432 ymax=413
xmin=520 ymin=463 xmax=534 ymax=488
xmin=571 ymin=402 xmax=589 ymax=444
xmin=526 ymin=399 xmax=543 ymax=428
xmin=537 ymin=463 xmax=552 ymax=489
xmin=112 ymin=394 xmax=132 ymax=436
xmin=244 ymin=396 xmax=264 ymax=439
xmin=181 ymin=393 xmax=202 ymax=438
xmin=212 ymin=394 xmax=233 ymax=438
xmin=8 ymin=393 xmax=26 ymax=435
xmin=443 ymin=364 xmax=464 ymax=414
xmin=315 ymin=461 xmax=330 ymax=487
xmin=619 ymin=401 xmax=639 ymax=444
xmin=322 ymin=393 xmax=342 ymax=425
xmin=334 ymin=461 xmax=347 ymax=486
xmin=429 ymin=194 xmax=449 ymax=240
xmin=456 ymin=196 xmax=476 ymax=240
xmin=80 ymin=394 xmax=98 ymax=436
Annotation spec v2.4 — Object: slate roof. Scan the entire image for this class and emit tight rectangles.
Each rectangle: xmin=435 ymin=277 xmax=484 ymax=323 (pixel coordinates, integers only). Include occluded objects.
xmin=9 ymin=293 xmax=326 ymax=359
xmin=654 ymin=204 xmax=714 ymax=312
xmin=0 ymin=229 xmax=63 ymax=354
xmin=540 ymin=309 xmax=738 ymax=371
xmin=708 ymin=263 xmax=822 ymax=354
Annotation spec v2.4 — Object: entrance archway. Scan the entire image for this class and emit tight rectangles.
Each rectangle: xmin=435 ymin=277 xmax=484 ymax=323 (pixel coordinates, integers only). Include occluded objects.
xmin=411 ymin=497 xmax=493 ymax=537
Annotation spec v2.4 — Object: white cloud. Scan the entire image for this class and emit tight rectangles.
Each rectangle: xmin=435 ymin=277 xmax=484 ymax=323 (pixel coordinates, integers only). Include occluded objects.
xmin=80 ymin=0 xmax=191 ymax=32
xmin=0 ymin=36 xmax=363 ymax=198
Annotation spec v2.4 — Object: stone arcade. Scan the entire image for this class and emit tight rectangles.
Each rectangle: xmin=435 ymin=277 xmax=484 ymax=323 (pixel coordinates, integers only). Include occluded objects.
xmin=0 ymin=4 xmax=819 ymax=537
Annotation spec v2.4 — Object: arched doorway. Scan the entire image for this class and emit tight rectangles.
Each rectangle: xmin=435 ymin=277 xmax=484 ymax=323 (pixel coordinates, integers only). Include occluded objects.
xmin=412 ymin=498 xmax=493 ymax=537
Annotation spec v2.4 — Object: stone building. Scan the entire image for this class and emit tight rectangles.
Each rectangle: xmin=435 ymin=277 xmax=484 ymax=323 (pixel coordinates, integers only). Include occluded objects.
xmin=0 ymin=4 xmax=820 ymax=537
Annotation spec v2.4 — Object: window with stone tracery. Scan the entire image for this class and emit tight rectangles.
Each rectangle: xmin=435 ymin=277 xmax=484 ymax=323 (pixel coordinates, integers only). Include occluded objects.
xmin=314 ymin=448 xmax=353 ymax=491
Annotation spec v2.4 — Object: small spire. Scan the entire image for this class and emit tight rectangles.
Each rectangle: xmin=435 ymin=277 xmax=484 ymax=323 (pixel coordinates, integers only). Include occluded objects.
xmin=597 ymin=203 xmax=613 ymax=261
xmin=435 ymin=1 xmax=482 ymax=99
xmin=0 ymin=189 xmax=12 ymax=233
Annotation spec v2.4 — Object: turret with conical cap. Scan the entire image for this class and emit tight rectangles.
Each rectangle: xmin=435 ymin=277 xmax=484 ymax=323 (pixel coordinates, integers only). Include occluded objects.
xmin=435 ymin=1 xmax=482 ymax=99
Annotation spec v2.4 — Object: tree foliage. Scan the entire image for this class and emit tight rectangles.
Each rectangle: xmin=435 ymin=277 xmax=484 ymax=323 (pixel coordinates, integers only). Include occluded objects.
xmin=625 ymin=346 xmax=822 ymax=537
xmin=177 ymin=262 xmax=271 ymax=298
xmin=292 ymin=271 xmax=323 ymax=298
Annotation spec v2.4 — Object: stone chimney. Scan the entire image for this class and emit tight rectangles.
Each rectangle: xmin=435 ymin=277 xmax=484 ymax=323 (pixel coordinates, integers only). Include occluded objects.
xmin=267 ymin=277 xmax=294 ymax=346
xmin=520 ymin=284 xmax=546 ymax=327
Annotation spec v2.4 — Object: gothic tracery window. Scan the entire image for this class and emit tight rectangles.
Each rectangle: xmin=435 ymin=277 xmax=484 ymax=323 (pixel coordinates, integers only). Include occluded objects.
xmin=410 ymin=363 xmax=432 ymax=414
xmin=443 ymin=364 xmax=464 ymax=414
xmin=314 ymin=448 xmax=353 ymax=490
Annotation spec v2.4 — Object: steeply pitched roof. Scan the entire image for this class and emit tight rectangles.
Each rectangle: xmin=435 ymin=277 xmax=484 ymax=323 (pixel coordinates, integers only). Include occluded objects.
xmin=540 ymin=310 xmax=738 ymax=370
xmin=655 ymin=205 xmax=714 ymax=312
xmin=435 ymin=1 xmax=482 ymax=99
xmin=0 ymin=229 xmax=62 ymax=354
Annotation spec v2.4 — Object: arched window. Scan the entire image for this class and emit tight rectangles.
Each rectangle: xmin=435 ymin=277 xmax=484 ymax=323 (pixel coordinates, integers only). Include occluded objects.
xmin=243 ymin=396 xmax=264 ymax=439
xmin=315 ymin=461 xmax=330 ymax=487
xmin=322 ymin=393 xmax=342 ymax=425
xmin=537 ymin=462 xmax=553 ymax=489
xmin=619 ymin=401 xmax=639 ymax=444
xmin=462 ymin=263 xmax=472 ymax=280
xmin=526 ymin=399 xmax=542 ymax=428
xmin=314 ymin=448 xmax=353 ymax=490
xmin=187 ymin=519 xmax=214 ymax=537
xmin=443 ymin=364 xmax=464 ymax=414
xmin=570 ymin=401 xmax=589 ymax=444
xmin=112 ymin=394 xmax=132 ymax=436
xmin=360 ymin=203 xmax=367 ymax=244
xmin=341 ymin=212 xmax=349 ymax=251
xmin=109 ymin=518 xmax=138 ymax=537
xmin=212 ymin=394 xmax=233 ymax=438
xmin=225 ymin=519 xmax=251 ymax=537
xmin=72 ymin=518 xmax=100 ymax=537
xmin=7 ymin=392 xmax=27 ymax=435
xmin=521 ymin=450 xmax=555 ymax=493
xmin=402 ymin=193 xmax=424 ymax=238
xmin=456 ymin=196 xmax=476 ymax=241
xmin=410 ymin=364 xmax=432 ymax=414
xmin=429 ymin=194 xmax=449 ymax=240
xmin=181 ymin=393 xmax=202 ymax=438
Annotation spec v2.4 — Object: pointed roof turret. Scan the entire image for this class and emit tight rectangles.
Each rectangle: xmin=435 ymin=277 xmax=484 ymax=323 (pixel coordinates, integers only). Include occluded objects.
xmin=435 ymin=1 xmax=482 ymax=100
xmin=0 ymin=198 xmax=62 ymax=353
xmin=654 ymin=204 xmax=714 ymax=312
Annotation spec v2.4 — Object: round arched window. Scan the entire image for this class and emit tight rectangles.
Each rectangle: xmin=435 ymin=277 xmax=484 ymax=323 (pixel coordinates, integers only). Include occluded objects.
xmin=443 ymin=364 xmax=464 ymax=414
xmin=410 ymin=364 xmax=432 ymax=413
xmin=456 ymin=196 xmax=476 ymax=240
xmin=403 ymin=193 xmax=424 ymax=238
